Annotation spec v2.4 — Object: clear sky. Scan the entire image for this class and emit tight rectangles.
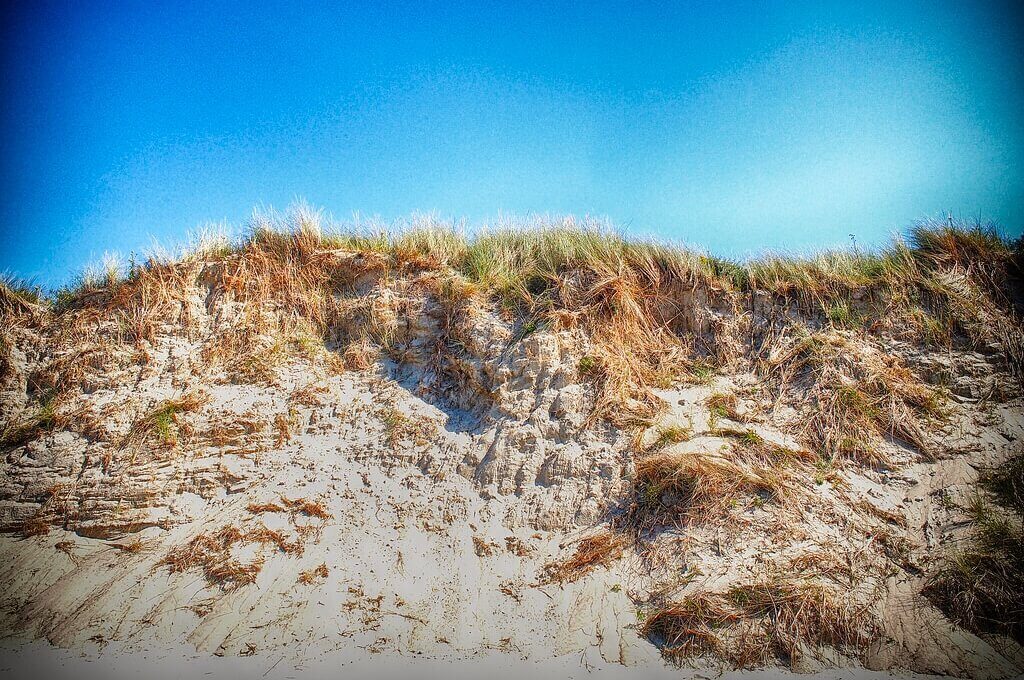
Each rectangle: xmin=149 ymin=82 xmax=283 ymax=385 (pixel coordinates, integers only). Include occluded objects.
xmin=2 ymin=1 xmax=1022 ymax=288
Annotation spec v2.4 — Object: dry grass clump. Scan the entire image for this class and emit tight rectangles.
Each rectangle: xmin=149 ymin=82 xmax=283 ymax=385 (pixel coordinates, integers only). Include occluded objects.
xmin=472 ymin=535 xmax=497 ymax=557
xmin=562 ymin=269 xmax=693 ymax=424
xmin=280 ymin=496 xmax=331 ymax=520
xmin=706 ymin=392 xmax=743 ymax=422
xmin=245 ymin=524 xmax=304 ymax=555
xmin=926 ymin=455 xmax=1024 ymax=642
xmin=646 ymin=424 xmax=692 ymax=451
xmin=644 ymin=578 xmax=878 ymax=667
xmin=298 ymin=562 xmax=329 ymax=585
xmin=544 ymin=529 xmax=626 ymax=583
xmin=121 ymin=391 xmax=208 ymax=449
xmin=24 ymin=344 xmax=108 ymax=398
xmin=0 ymin=274 xmax=44 ymax=317
xmin=162 ymin=522 xmax=306 ymax=590
xmin=247 ymin=502 xmax=286 ymax=514
xmin=642 ymin=594 xmax=740 ymax=662
xmin=908 ymin=220 xmax=1013 ymax=273
xmin=984 ymin=454 xmax=1024 ymax=513
xmin=162 ymin=526 xmax=264 ymax=591
xmin=632 ymin=437 xmax=805 ymax=527
xmin=727 ymin=579 xmax=879 ymax=662
xmin=376 ymin=405 xmax=437 ymax=447
xmin=107 ymin=538 xmax=144 ymax=553
xmin=764 ymin=331 xmax=940 ymax=465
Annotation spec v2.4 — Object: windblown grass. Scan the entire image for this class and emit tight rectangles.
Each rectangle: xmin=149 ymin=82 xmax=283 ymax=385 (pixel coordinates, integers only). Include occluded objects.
xmin=0 ymin=274 xmax=44 ymax=314
xmin=643 ymin=577 xmax=879 ymax=667
xmin=0 ymin=394 xmax=60 ymax=449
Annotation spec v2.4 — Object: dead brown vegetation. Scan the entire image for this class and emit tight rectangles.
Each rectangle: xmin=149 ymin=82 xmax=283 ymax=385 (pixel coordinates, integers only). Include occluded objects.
xmin=632 ymin=435 xmax=808 ymax=529
xmin=121 ymin=391 xmax=208 ymax=450
xmin=544 ymin=529 xmax=626 ymax=583
xmin=280 ymin=496 xmax=331 ymax=520
xmin=161 ymin=523 xmax=307 ymax=590
xmin=643 ymin=577 xmax=879 ymax=667
xmin=298 ymin=562 xmax=329 ymax=585
xmin=763 ymin=331 xmax=940 ymax=465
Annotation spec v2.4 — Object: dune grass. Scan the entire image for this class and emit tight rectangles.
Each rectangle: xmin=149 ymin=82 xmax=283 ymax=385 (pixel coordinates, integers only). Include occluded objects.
xmin=2 ymin=205 xmax=1019 ymax=427
xmin=3 ymin=209 xmax=1013 ymax=333
xmin=632 ymin=437 xmax=808 ymax=528
xmin=0 ymin=394 xmax=60 ymax=449
xmin=643 ymin=576 xmax=878 ymax=667
xmin=763 ymin=329 xmax=943 ymax=464
xmin=0 ymin=273 xmax=43 ymax=311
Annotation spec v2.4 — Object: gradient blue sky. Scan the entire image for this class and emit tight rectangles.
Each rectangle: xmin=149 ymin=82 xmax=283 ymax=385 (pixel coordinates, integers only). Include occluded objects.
xmin=2 ymin=1 xmax=1022 ymax=287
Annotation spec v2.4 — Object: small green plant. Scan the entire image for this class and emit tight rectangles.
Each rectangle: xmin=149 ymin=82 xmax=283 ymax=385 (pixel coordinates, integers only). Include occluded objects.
xmin=123 ymin=392 xmax=206 ymax=449
xmin=707 ymin=393 xmax=733 ymax=420
xmin=0 ymin=395 xmax=58 ymax=449
xmin=578 ymin=355 xmax=598 ymax=376
xmin=651 ymin=425 xmax=690 ymax=450
xmin=152 ymin=408 xmax=176 ymax=445
xmin=824 ymin=300 xmax=863 ymax=329
xmin=813 ymin=455 xmax=834 ymax=485
xmin=739 ymin=430 xmax=763 ymax=446
xmin=512 ymin=318 xmax=541 ymax=343
xmin=688 ymin=360 xmax=716 ymax=385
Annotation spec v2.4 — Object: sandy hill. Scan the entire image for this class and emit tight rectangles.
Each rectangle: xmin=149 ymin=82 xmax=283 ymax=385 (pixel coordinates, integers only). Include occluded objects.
xmin=1 ymin=211 xmax=1022 ymax=678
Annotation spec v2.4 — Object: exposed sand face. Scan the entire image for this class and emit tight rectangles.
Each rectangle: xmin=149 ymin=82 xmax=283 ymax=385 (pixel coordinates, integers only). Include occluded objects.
xmin=0 ymin=313 xmax=658 ymax=671
xmin=1 ymin=275 xmax=1022 ymax=679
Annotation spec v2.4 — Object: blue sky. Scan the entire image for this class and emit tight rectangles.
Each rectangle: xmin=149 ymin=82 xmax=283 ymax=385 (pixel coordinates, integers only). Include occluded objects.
xmin=2 ymin=1 xmax=1022 ymax=288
